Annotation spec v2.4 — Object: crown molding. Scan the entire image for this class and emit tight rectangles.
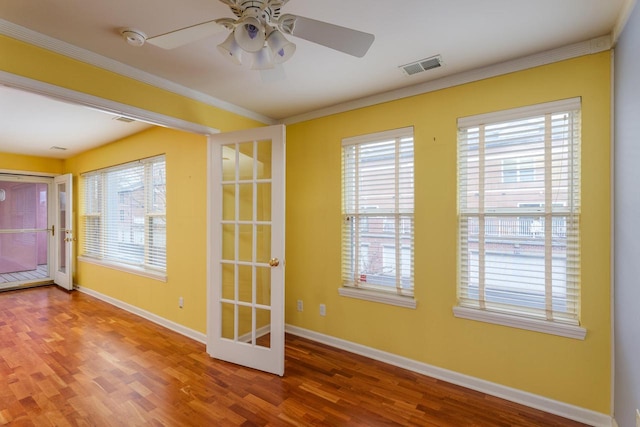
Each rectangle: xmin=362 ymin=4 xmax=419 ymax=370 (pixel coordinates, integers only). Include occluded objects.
xmin=0 ymin=19 xmax=277 ymax=126
xmin=0 ymin=18 xmax=614 ymax=129
xmin=282 ymin=35 xmax=612 ymax=125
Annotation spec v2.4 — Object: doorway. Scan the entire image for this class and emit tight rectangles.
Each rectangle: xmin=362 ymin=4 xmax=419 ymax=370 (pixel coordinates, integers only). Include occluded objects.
xmin=0 ymin=174 xmax=52 ymax=289
xmin=2 ymin=76 xmax=286 ymax=375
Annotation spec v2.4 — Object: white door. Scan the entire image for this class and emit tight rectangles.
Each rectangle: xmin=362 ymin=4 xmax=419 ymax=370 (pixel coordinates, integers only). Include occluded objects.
xmin=53 ymin=173 xmax=73 ymax=290
xmin=208 ymin=124 xmax=285 ymax=376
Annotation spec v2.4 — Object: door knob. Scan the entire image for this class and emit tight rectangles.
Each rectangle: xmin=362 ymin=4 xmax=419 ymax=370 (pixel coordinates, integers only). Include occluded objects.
xmin=269 ymin=258 xmax=280 ymax=267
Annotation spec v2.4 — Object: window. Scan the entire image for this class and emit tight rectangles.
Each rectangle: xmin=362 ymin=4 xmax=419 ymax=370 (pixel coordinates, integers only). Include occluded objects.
xmin=456 ymin=99 xmax=584 ymax=338
xmin=340 ymin=127 xmax=415 ymax=307
xmin=80 ymin=155 xmax=166 ymax=279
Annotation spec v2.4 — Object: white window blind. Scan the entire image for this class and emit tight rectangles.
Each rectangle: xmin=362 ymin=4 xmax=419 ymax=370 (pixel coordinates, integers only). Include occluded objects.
xmin=342 ymin=127 xmax=414 ymax=297
xmin=81 ymin=155 xmax=166 ymax=273
xmin=457 ymin=98 xmax=581 ymax=325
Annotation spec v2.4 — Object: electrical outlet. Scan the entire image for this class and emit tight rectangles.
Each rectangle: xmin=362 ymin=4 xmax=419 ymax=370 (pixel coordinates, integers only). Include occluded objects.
xmin=319 ymin=304 xmax=326 ymax=316
xmin=296 ymin=300 xmax=303 ymax=312
xmin=179 ymin=296 xmax=184 ymax=308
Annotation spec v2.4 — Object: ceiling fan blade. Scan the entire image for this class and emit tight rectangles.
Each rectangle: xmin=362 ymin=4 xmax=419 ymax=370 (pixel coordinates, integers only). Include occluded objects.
xmin=146 ymin=20 xmax=226 ymax=49
xmin=282 ymin=15 xmax=374 ymax=58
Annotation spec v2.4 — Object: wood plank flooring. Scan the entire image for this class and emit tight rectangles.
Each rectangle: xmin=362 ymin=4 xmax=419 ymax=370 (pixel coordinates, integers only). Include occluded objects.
xmin=0 ymin=286 xmax=589 ymax=426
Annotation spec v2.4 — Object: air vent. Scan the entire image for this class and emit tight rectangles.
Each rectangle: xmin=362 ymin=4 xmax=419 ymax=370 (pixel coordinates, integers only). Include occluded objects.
xmin=400 ymin=55 xmax=443 ymax=76
xmin=50 ymin=146 xmax=68 ymax=151
xmin=113 ymin=116 xmax=135 ymax=123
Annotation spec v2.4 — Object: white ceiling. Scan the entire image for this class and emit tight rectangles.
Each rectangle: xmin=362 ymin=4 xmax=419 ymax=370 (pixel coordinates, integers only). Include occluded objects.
xmin=0 ymin=85 xmax=153 ymax=159
xmin=0 ymin=0 xmax=630 ymax=159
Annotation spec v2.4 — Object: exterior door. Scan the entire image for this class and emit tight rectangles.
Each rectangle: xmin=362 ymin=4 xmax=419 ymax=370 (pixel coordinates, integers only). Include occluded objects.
xmin=208 ymin=124 xmax=285 ymax=376
xmin=0 ymin=175 xmax=50 ymax=288
xmin=53 ymin=173 xmax=73 ymax=290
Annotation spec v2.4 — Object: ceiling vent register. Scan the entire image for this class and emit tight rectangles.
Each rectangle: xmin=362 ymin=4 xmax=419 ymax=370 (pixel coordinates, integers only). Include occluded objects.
xmin=400 ymin=55 xmax=443 ymax=76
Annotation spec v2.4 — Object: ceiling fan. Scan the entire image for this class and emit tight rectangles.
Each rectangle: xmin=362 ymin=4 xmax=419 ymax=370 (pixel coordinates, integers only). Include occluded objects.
xmin=121 ymin=0 xmax=375 ymax=70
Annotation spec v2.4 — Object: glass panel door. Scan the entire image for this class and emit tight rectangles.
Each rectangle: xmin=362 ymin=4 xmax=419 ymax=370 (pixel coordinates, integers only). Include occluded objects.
xmin=53 ymin=174 xmax=73 ymax=290
xmin=209 ymin=125 xmax=285 ymax=376
xmin=0 ymin=177 xmax=50 ymax=288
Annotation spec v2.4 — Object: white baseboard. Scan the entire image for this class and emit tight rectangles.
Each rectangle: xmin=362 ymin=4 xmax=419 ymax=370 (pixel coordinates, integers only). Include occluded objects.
xmin=75 ymin=285 xmax=207 ymax=344
xmin=285 ymin=325 xmax=613 ymax=427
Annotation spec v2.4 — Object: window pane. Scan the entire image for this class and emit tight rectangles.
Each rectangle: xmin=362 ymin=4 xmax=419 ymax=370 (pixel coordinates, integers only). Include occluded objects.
xmin=458 ymin=101 xmax=580 ymax=324
xmin=150 ymin=159 xmax=166 ymax=213
xmin=81 ymin=155 xmax=166 ymax=272
xmin=148 ymin=216 xmax=166 ymax=268
xmin=342 ymin=129 xmax=414 ymax=297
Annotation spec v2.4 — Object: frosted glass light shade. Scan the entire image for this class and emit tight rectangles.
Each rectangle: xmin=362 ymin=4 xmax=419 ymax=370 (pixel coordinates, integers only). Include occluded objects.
xmin=266 ymin=29 xmax=296 ymax=64
xmin=234 ymin=17 xmax=265 ymax=53
xmin=217 ymin=32 xmax=243 ymax=65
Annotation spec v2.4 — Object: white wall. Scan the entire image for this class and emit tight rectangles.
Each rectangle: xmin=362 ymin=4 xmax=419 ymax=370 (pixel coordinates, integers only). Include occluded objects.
xmin=614 ymin=2 xmax=640 ymax=426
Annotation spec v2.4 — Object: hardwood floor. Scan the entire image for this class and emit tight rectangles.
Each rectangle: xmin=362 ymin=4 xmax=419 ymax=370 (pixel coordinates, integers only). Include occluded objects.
xmin=0 ymin=286 xmax=588 ymax=426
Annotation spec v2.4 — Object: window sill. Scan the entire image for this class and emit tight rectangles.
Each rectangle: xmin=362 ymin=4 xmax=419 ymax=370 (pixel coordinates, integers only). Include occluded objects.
xmin=78 ymin=256 xmax=167 ymax=283
xmin=338 ymin=287 xmax=417 ymax=309
xmin=452 ymin=306 xmax=586 ymax=340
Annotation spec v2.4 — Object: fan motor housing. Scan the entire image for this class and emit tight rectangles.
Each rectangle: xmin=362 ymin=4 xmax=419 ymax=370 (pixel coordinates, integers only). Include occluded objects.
xmin=228 ymin=0 xmax=287 ymax=23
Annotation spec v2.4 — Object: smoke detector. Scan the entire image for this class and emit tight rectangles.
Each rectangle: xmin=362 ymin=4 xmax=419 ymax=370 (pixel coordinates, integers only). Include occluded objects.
xmin=399 ymin=55 xmax=443 ymax=76
xmin=120 ymin=28 xmax=147 ymax=47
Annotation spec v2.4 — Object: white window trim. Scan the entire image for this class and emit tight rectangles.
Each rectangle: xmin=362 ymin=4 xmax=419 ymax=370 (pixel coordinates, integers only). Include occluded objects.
xmin=453 ymin=306 xmax=586 ymax=340
xmin=81 ymin=155 xmax=167 ymax=274
xmin=457 ymin=97 xmax=580 ymax=128
xmin=340 ymin=126 xmax=415 ymax=304
xmin=342 ymin=126 xmax=414 ymax=146
xmin=339 ymin=286 xmax=417 ymax=309
xmin=457 ymin=98 xmax=582 ymax=334
xmin=78 ymin=255 xmax=167 ymax=282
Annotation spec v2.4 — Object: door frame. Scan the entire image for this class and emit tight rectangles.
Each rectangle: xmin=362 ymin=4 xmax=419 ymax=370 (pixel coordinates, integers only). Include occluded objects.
xmin=0 ymin=171 xmax=70 ymax=290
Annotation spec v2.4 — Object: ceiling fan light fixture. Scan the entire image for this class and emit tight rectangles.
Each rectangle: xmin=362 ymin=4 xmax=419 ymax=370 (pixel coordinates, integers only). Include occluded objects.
xmin=140 ymin=0 xmax=375 ymax=71
xmin=234 ymin=17 xmax=266 ymax=52
xmin=250 ymin=47 xmax=275 ymax=70
xmin=217 ymin=32 xmax=243 ymax=65
xmin=266 ymin=29 xmax=296 ymax=63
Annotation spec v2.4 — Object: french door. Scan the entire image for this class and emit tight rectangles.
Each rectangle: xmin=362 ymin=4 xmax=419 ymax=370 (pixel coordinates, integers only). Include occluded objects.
xmin=0 ymin=173 xmax=72 ymax=290
xmin=208 ymin=125 xmax=285 ymax=376
xmin=53 ymin=174 xmax=73 ymax=290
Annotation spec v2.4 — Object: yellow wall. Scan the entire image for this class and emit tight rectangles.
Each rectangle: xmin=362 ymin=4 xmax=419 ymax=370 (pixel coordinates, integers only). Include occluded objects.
xmin=0 ymin=153 xmax=63 ymax=174
xmin=64 ymin=127 xmax=209 ymax=333
xmin=285 ymin=52 xmax=611 ymax=413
